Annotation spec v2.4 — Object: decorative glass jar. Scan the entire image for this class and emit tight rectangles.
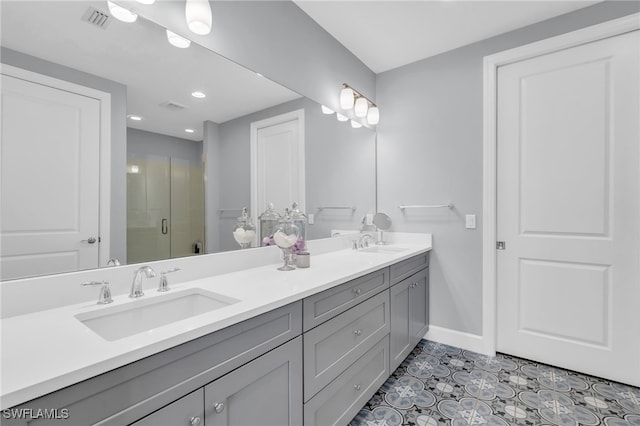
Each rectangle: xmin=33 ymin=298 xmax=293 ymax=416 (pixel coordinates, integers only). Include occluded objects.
xmin=273 ymin=208 xmax=299 ymax=271
xmin=259 ymin=202 xmax=281 ymax=246
xmin=290 ymin=202 xmax=307 ymax=254
xmin=232 ymin=207 xmax=256 ymax=249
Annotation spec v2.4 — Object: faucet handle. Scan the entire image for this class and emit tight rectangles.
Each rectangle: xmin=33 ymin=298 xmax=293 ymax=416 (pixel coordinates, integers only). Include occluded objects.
xmin=81 ymin=280 xmax=113 ymax=304
xmin=158 ymin=268 xmax=181 ymax=292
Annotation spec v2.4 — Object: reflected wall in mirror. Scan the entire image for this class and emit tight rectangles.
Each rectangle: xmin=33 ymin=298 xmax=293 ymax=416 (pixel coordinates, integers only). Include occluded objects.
xmin=0 ymin=0 xmax=376 ymax=281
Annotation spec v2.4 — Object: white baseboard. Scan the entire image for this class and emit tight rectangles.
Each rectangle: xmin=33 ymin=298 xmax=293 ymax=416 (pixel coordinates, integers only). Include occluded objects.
xmin=424 ymin=326 xmax=491 ymax=355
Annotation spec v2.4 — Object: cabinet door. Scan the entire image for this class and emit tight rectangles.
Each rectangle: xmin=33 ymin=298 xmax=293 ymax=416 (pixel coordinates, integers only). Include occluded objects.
xmin=204 ymin=337 xmax=302 ymax=426
xmin=409 ymin=268 xmax=429 ymax=346
xmin=390 ymin=267 xmax=429 ymax=372
xmin=390 ymin=277 xmax=412 ymax=372
xmin=131 ymin=389 xmax=204 ymax=426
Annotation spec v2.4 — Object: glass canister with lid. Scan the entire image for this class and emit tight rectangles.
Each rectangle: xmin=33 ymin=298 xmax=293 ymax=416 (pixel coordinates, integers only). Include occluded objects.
xmin=258 ymin=202 xmax=281 ymax=246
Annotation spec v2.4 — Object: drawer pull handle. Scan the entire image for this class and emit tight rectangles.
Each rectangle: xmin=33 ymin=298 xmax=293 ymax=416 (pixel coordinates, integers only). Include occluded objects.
xmin=354 ymin=384 xmax=362 ymax=391
xmin=354 ymin=329 xmax=362 ymax=336
xmin=352 ymin=288 xmax=362 ymax=295
xmin=190 ymin=416 xmax=202 ymax=426
xmin=214 ymin=402 xmax=225 ymax=414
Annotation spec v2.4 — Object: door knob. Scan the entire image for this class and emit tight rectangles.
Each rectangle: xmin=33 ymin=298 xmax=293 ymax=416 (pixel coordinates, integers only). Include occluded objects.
xmin=81 ymin=237 xmax=97 ymax=244
xmin=214 ymin=402 xmax=225 ymax=414
xmin=189 ymin=416 xmax=201 ymax=426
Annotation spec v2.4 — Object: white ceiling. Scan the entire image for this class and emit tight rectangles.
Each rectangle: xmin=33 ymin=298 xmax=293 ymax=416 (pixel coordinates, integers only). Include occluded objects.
xmin=0 ymin=1 xmax=301 ymax=141
xmin=294 ymin=0 xmax=601 ymax=73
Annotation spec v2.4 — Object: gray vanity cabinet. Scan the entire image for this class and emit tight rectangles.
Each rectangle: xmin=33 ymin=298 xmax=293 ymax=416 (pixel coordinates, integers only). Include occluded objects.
xmin=390 ymin=266 xmax=430 ymax=371
xmin=203 ymin=337 xmax=303 ymax=426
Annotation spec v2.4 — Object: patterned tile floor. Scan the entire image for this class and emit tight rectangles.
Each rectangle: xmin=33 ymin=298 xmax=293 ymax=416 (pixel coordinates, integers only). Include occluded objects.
xmin=349 ymin=339 xmax=640 ymax=426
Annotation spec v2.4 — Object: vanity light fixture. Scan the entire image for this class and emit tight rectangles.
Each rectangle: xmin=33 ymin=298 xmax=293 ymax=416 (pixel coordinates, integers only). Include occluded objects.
xmin=127 ymin=114 xmax=143 ymax=121
xmin=321 ymin=105 xmax=335 ymax=115
xmin=350 ymin=120 xmax=362 ymax=129
xmin=191 ymin=91 xmax=206 ymax=98
xmin=185 ymin=128 xmax=195 ymax=133
xmin=185 ymin=0 xmax=212 ymax=35
xmin=166 ymin=30 xmax=191 ymax=48
xmin=340 ymin=83 xmax=380 ymax=125
xmin=107 ymin=1 xmax=137 ymax=23
xmin=336 ymin=113 xmax=348 ymax=122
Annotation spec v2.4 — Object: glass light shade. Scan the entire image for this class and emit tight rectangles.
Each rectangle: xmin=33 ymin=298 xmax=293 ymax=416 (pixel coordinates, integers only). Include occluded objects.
xmin=321 ymin=105 xmax=334 ymax=115
xmin=107 ymin=1 xmax=137 ymax=23
xmin=367 ymin=106 xmax=380 ymax=125
xmin=336 ymin=113 xmax=348 ymax=122
xmin=350 ymin=120 xmax=362 ymax=128
xmin=340 ymin=87 xmax=354 ymax=110
xmin=136 ymin=0 xmax=156 ymax=4
xmin=191 ymin=91 xmax=206 ymax=98
xmin=354 ymin=97 xmax=368 ymax=118
xmin=166 ymin=30 xmax=191 ymax=48
xmin=185 ymin=0 xmax=212 ymax=35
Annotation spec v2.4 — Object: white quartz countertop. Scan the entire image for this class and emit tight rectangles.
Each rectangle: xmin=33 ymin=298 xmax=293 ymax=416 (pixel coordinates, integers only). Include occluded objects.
xmin=0 ymin=235 xmax=431 ymax=409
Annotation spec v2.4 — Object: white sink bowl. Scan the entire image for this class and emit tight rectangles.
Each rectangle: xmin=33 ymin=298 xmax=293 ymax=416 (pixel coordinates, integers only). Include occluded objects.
xmin=358 ymin=246 xmax=409 ymax=254
xmin=75 ymin=288 xmax=240 ymax=341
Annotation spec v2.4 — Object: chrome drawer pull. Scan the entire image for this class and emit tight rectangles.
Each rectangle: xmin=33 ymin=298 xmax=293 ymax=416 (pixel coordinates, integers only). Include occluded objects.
xmin=190 ymin=416 xmax=201 ymax=426
xmin=354 ymin=329 xmax=362 ymax=336
xmin=214 ymin=402 xmax=225 ymax=414
xmin=354 ymin=384 xmax=362 ymax=391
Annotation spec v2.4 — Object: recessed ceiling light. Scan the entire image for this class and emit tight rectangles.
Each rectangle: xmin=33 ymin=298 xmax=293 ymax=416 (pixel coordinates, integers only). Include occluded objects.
xmin=127 ymin=115 xmax=143 ymax=121
xmin=191 ymin=91 xmax=206 ymax=98
xmin=256 ymin=73 xmax=264 ymax=78
xmin=107 ymin=1 xmax=137 ymax=23
xmin=185 ymin=128 xmax=195 ymax=133
xmin=167 ymin=30 xmax=191 ymax=49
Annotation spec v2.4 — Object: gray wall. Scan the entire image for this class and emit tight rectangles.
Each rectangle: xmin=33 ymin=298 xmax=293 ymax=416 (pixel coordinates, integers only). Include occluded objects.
xmin=376 ymin=1 xmax=640 ymax=335
xmin=1 ymin=47 xmax=128 ymax=263
xmin=127 ymin=128 xmax=202 ymax=165
xmin=125 ymin=0 xmax=376 ymax=111
xmin=214 ymin=97 xmax=377 ymax=252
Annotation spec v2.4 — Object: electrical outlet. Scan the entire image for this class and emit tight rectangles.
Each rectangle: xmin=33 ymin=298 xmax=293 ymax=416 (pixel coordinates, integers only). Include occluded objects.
xmin=308 ymin=213 xmax=314 ymax=225
xmin=366 ymin=213 xmax=374 ymax=226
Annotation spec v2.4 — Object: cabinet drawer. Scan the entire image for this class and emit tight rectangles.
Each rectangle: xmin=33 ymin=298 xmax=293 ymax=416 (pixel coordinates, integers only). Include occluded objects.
xmin=390 ymin=252 xmax=429 ymax=285
xmin=303 ymin=268 xmax=389 ymax=331
xmin=6 ymin=302 xmax=302 ymax=426
xmin=304 ymin=335 xmax=389 ymax=426
xmin=131 ymin=389 xmax=203 ymax=426
xmin=303 ymin=290 xmax=389 ymax=401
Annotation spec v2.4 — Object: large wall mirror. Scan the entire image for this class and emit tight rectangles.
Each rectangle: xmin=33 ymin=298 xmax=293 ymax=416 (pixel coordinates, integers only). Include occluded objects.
xmin=0 ymin=1 xmax=376 ymax=281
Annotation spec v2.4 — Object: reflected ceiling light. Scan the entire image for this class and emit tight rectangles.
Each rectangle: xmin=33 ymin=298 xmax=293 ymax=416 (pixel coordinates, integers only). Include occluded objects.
xmin=185 ymin=0 xmax=212 ymax=35
xmin=191 ymin=91 xmax=206 ymax=98
xmin=321 ymin=105 xmax=334 ymax=115
xmin=340 ymin=83 xmax=380 ymax=126
xmin=135 ymin=0 xmax=155 ymax=4
xmin=367 ymin=106 xmax=380 ymax=125
xmin=127 ymin=114 xmax=143 ymax=121
xmin=256 ymin=72 xmax=264 ymax=78
xmin=354 ymin=97 xmax=368 ymax=118
xmin=340 ymin=87 xmax=354 ymax=110
xmin=185 ymin=128 xmax=196 ymax=133
xmin=107 ymin=1 xmax=138 ymax=23
xmin=336 ymin=113 xmax=348 ymax=122
xmin=350 ymin=120 xmax=362 ymax=129
xmin=166 ymin=30 xmax=191 ymax=48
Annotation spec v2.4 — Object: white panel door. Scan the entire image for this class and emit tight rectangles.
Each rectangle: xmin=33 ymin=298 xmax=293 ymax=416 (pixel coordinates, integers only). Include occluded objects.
xmin=251 ymin=110 xmax=305 ymax=240
xmin=496 ymin=30 xmax=640 ymax=385
xmin=1 ymin=74 xmax=101 ymax=280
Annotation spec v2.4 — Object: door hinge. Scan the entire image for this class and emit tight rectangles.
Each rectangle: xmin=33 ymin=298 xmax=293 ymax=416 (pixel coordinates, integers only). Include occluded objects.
xmin=496 ymin=241 xmax=506 ymax=250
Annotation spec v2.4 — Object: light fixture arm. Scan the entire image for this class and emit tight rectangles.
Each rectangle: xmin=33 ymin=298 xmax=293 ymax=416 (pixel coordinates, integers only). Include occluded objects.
xmin=341 ymin=83 xmax=377 ymax=109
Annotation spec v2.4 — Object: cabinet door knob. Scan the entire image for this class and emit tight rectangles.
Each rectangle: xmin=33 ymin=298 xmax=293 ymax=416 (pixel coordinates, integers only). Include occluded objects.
xmin=354 ymin=384 xmax=362 ymax=391
xmin=214 ymin=402 xmax=225 ymax=414
xmin=189 ymin=416 xmax=201 ymax=426
xmin=354 ymin=329 xmax=362 ymax=336
xmin=352 ymin=288 xmax=362 ymax=295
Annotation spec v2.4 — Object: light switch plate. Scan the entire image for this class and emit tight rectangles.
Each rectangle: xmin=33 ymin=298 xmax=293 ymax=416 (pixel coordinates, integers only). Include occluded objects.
xmin=465 ymin=214 xmax=476 ymax=229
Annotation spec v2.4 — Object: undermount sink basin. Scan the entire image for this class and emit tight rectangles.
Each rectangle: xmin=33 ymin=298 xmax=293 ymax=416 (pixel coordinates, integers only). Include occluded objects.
xmin=75 ymin=288 xmax=240 ymax=341
xmin=358 ymin=246 xmax=409 ymax=254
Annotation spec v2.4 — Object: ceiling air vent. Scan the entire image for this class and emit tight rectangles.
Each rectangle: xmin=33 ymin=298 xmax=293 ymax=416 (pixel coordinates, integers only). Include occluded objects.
xmin=82 ymin=6 xmax=111 ymax=29
xmin=161 ymin=101 xmax=188 ymax=111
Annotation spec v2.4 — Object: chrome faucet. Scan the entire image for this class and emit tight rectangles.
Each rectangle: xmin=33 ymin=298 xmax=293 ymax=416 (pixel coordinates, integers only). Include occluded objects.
xmin=357 ymin=233 xmax=376 ymax=249
xmin=130 ymin=265 xmax=156 ymax=298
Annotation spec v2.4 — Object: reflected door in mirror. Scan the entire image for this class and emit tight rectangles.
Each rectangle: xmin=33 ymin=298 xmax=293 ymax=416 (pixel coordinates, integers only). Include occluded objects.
xmin=1 ymin=73 xmax=101 ymax=280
